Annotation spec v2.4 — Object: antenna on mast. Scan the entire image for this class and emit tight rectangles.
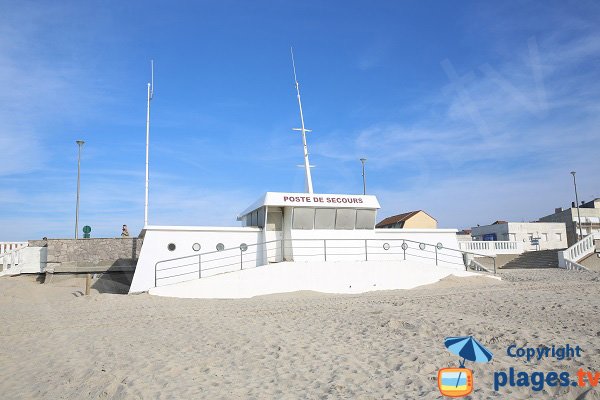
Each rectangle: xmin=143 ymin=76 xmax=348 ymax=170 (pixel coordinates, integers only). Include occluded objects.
xmin=144 ymin=60 xmax=154 ymax=227
xmin=290 ymin=47 xmax=314 ymax=194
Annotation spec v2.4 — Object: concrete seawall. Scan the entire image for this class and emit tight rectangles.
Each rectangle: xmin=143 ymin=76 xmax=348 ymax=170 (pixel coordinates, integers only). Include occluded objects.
xmin=28 ymin=238 xmax=143 ymax=273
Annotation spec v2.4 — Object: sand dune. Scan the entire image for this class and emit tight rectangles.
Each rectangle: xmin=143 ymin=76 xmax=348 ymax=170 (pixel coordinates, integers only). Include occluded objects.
xmin=0 ymin=269 xmax=599 ymax=399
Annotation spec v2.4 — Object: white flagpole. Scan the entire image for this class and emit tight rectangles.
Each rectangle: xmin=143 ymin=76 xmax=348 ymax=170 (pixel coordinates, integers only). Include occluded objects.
xmin=291 ymin=48 xmax=314 ymax=194
xmin=144 ymin=60 xmax=154 ymax=227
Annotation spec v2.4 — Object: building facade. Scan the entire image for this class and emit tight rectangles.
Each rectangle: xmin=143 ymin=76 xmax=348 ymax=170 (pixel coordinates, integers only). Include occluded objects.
xmin=471 ymin=222 xmax=567 ymax=251
xmin=539 ymin=199 xmax=600 ymax=246
xmin=376 ymin=210 xmax=437 ymax=229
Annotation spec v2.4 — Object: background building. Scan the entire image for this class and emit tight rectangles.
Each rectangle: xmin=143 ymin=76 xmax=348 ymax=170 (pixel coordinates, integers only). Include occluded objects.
xmin=471 ymin=222 xmax=567 ymax=251
xmin=376 ymin=210 xmax=437 ymax=229
xmin=539 ymin=199 xmax=600 ymax=246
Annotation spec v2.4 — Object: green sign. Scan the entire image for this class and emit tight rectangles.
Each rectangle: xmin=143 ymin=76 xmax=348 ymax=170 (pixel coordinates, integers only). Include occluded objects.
xmin=83 ymin=225 xmax=92 ymax=233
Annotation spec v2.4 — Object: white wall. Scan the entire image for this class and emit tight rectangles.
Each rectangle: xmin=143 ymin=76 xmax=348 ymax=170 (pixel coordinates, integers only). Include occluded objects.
xmin=129 ymin=226 xmax=263 ymax=293
xmin=129 ymin=225 xmax=462 ymax=293
xmin=149 ymin=260 xmax=488 ymax=299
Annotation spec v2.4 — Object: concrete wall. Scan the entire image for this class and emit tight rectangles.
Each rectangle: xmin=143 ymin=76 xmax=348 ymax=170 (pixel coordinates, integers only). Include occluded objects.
xmin=130 ymin=226 xmax=263 ymax=293
xmin=28 ymin=238 xmax=143 ymax=272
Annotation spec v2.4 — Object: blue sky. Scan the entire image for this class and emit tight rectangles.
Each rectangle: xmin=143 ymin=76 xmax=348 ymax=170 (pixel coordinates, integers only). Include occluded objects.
xmin=1 ymin=0 xmax=599 ymax=240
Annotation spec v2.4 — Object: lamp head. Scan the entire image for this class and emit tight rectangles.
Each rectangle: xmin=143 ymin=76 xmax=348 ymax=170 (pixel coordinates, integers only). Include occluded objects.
xmin=570 ymin=171 xmax=576 ymax=176
xmin=76 ymin=140 xmax=85 ymax=146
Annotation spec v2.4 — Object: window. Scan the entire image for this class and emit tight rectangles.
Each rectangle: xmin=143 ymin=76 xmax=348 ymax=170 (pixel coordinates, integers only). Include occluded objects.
xmin=292 ymin=208 xmax=315 ymax=230
xmin=167 ymin=243 xmax=176 ymax=251
xmin=335 ymin=209 xmax=356 ymax=230
xmin=527 ymin=233 xmax=534 ymax=241
xmin=356 ymin=209 xmax=376 ymax=229
xmin=509 ymin=233 xmax=516 ymax=241
xmin=266 ymin=209 xmax=283 ymax=231
xmin=541 ymin=233 xmax=548 ymax=241
xmin=314 ymin=208 xmax=336 ymax=229
xmin=256 ymin=207 xmax=265 ymax=228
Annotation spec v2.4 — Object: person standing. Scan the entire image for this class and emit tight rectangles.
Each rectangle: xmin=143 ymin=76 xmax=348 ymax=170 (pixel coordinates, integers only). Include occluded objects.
xmin=121 ymin=225 xmax=130 ymax=237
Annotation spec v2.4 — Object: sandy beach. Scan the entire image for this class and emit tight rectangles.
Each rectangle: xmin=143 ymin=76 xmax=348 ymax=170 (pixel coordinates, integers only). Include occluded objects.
xmin=1 ymin=269 xmax=599 ymax=399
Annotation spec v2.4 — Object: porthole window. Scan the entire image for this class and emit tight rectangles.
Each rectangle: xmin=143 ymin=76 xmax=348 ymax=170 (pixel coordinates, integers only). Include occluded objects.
xmin=401 ymin=242 xmax=409 ymax=251
xmin=240 ymin=243 xmax=248 ymax=252
xmin=192 ymin=243 xmax=201 ymax=252
xmin=436 ymin=242 xmax=444 ymax=250
xmin=382 ymin=243 xmax=390 ymax=251
xmin=216 ymin=243 xmax=225 ymax=251
xmin=419 ymin=243 xmax=426 ymax=250
xmin=167 ymin=243 xmax=176 ymax=251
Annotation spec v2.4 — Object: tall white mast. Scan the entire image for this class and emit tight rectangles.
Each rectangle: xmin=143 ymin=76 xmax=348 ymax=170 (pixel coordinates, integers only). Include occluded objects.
xmin=144 ymin=60 xmax=154 ymax=227
xmin=291 ymin=48 xmax=314 ymax=194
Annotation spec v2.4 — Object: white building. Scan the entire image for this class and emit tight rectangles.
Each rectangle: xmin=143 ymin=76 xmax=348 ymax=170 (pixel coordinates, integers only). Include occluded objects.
xmin=539 ymin=199 xmax=600 ymax=246
xmin=471 ymin=222 xmax=567 ymax=251
xmin=129 ymin=192 xmax=464 ymax=293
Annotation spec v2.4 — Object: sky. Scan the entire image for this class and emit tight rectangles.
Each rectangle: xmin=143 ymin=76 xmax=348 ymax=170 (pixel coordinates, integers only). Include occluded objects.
xmin=1 ymin=0 xmax=599 ymax=240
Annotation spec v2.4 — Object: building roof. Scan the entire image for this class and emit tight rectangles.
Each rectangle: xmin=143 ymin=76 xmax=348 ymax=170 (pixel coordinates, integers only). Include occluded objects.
xmin=238 ymin=192 xmax=381 ymax=220
xmin=375 ymin=210 xmax=435 ymax=228
xmin=492 ymin=220 xmax=508 ymax=225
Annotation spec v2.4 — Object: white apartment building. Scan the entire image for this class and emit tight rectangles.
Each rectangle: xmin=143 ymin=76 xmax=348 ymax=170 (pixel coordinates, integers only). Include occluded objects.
xmin=471 ymin=222 xmax=567 ymax=251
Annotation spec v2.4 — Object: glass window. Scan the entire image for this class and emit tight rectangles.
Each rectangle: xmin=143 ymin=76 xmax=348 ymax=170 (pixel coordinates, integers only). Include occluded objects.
xmin=256 ymin=207 xmax=265 ymax=228
xmin=292 ymin=208 xmax=315 ymax=230
xmin=314 ymin=208 xmax=336 ymax=229
xmin=250 ymin=211 xmax=257 ymax=226
xmin=541 ymin=233 xmax=548 ymax=241
xmin=335 ymin=209 xmax=356 ymax=230
xmin=356 ymin=209 xmax=376 ymax=229
xmin=266 ymin=209 xmax=283 ymax=231
xmin=555 ymin=233 xmax=562 ymax=241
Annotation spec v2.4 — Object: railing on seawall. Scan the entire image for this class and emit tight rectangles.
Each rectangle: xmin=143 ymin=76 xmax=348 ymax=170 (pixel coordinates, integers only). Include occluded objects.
xmin=0 ymin=242 xmax=28 ymax=255
xmin=558 ymin=233 xmax=598 ymax=270
xmin=458 ymin=241 xmax=522 ymax=255
xmin=154 ymin=237 xmax=496 ymax=288
xmin=0 ymin=243 xmax=28 ymax=273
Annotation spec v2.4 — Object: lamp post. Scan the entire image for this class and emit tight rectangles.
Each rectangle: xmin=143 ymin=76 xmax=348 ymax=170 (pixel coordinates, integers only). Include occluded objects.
xmin=360 ymin=158 xmax=367 ymax=195
xmin=75 ymin=140 xmax=85 ymax=239
xmin=570 ymin=171 xmax=583 ymax=241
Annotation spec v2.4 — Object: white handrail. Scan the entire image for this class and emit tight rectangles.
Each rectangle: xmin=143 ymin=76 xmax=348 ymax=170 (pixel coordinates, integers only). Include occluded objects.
xmin=559 ymin=233 xmax=598 ymax=268
xmin=0 ymin=247 xmax=25 ymax=272
xmin=458 ymin=241 xmax=522 ymax=255
xmin=0 ymin=242 xmax=28 ymax=255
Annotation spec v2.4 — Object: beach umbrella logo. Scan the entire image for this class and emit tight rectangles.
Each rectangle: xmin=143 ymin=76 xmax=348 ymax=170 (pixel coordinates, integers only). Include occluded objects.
xmin=438 ymin=335 xmax=493 ymax=397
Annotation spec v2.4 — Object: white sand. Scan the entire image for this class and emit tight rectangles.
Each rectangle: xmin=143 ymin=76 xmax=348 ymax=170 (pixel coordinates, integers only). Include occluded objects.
xmin=0 ymin=269 xmax=599 ymax=399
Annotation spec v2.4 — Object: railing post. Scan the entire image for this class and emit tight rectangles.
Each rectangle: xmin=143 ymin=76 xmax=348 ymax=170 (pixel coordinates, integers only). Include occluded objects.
xmin=493 ymin=257 xmax=496 ymax=274
xmin=281 ymin=238 xmax=285 ymax=262
xmin=154 ymin=263 xmax=157 ymax=288
xmin=435 ymin=246 xmax=438 ymax=266
xmin=403 ymin=241 xmax=406 ymax=260
xmin=365 ymin=239 xmax=368 ymax=261
xmin=240 ymin=248 xmax=243 ymax=270
xmin=198 ymin=254 xmax=201 ymax=279
xmin=323 ymin=239 xmax=327 ymax=262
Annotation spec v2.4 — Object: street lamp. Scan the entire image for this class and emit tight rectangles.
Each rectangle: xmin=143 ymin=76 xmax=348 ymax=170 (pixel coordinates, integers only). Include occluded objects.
xmin=570 ymin=171 xmax=583 ymax=241
xmin=75 ymin=140 xmax=85 ymax=239
xmin=360 ymin=158 xmax=367 ymax=195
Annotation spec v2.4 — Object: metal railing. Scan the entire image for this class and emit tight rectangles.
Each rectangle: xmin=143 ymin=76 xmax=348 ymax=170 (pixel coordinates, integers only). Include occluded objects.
xmin=154 ymin=237 xmax=496 ymax=288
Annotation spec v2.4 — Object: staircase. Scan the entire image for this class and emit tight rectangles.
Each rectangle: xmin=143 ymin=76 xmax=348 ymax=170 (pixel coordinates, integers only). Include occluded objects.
xmin=501 ymin=250 xmax=560 ymax=269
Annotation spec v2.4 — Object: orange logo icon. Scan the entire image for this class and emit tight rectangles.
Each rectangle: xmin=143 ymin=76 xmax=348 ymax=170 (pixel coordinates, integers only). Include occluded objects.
xmin=438 ymin=367 xmax=473 ymax=397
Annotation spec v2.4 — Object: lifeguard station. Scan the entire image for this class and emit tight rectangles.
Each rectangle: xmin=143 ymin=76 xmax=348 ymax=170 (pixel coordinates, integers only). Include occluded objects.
xmin=128 ymin=51 xmax=476 ymax=296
